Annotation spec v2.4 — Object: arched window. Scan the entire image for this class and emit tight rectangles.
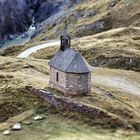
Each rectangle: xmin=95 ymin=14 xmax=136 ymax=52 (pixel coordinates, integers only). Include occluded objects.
xmin=56 ymin=72 xmax=59 ymax=82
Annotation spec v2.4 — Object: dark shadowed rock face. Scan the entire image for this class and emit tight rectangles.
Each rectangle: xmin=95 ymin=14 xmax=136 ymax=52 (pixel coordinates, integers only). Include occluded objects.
xmin=0 ymin=0 xmax=39 ymax=41
xmin=0 ymin=0 xmax=83 ymax=42
xmin=34 ymin=0 xmax=65 ymax=23
xmin=0 ymin=0 xmax=67 ymax=42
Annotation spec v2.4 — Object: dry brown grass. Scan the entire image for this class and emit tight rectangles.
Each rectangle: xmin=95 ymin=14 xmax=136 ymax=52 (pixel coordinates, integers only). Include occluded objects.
xmin=31 ymin=27 xmax=140 ymax=71
xmin=0 ymin=56 xmax=50 ymax=122
xmin=0 ymin=110 xmax=34 ymax=131
xmin=48 ymin=66 xmax=140 ymax=130
xmin=0 ymin=55 xmax=140 ymax=131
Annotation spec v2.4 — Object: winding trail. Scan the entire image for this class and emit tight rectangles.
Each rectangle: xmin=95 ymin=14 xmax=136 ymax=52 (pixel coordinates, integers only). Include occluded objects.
xmin=17 ymin=40 xmax=59 ymax=58
xmin=17 ymin=27 xmax=140 ymax=58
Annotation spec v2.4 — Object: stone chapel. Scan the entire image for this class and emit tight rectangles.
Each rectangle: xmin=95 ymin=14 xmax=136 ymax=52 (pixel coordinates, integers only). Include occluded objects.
xmin=49 ymin=33 xmax=91 ymax=95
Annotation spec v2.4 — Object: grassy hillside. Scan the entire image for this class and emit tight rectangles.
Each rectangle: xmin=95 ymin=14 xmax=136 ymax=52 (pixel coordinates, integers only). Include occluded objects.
xmin=0 ymin=57 xmax=50 ymax=122
xmin=1 ymin=112 xmax=140 ymax=140
xmin=0 ymin=56 xmax=140 ymax=131
xmin=0 ymin=0 xmax=140 ymax=139
xmin=31 ymin=27 xmax=140 ymax=71
xmin=1 ymin=27 xmax=140 ymax=72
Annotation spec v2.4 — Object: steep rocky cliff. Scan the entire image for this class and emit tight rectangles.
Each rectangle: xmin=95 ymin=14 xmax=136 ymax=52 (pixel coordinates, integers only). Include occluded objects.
xmin=0 ymin=0 xmax=72 ymax=42
xmin=0 ymin=0 xmax=36 ymax=41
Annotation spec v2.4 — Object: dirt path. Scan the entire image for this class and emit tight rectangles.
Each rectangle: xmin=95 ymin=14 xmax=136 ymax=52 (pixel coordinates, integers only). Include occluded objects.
xmin=93 ymin=75 xmax=140 ymax=96
xmin=93 ymin=27 xmax=140 ymax=37
xmin=17 ymin=27 xmax=140 ymax=58
xmin=17 ymin=40 xmax=59 ymax=58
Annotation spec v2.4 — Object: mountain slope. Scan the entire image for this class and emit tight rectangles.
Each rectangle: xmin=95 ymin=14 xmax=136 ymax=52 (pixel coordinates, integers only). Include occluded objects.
xmin=29 ymin=27 xmax=140 ymax=72
xmin=0 ymin=0 xmax=140 ymax=138
xmin=32 ymin=0 xmax=140 ymax=41
xmin=0 ymin=56 xmax=140 ymax=131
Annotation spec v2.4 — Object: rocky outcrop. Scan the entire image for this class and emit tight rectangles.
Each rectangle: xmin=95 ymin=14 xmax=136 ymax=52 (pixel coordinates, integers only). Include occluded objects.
xmin=76 ymin=17 xmax=112 ymax=37
xmin=34 ymin=0 xmax=65 ymax=24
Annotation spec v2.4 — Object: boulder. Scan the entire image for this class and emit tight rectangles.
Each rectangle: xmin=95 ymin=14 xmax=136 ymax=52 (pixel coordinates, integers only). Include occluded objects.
xmin=2 ymin=130 xmax=11 ymax=135
xmin=12 ymin=123 xmax=22 ymax=130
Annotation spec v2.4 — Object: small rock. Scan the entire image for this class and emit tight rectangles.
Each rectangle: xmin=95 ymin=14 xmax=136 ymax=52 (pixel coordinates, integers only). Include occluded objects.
xmin=21 ymin=33 xmax=28 ymax=39
xmin=3 ymin=130 xmax=11 ymax=135
xmin=106 ymin=93 xmax=116 ymax=100
xmin=33 ymin=115 xmax=44 ymax=121
xmin=110 ymin=0 xmax=117 ymax=7
xmin=12 ymin=123 xmax=22 ymax=130
xmin=23 ymin=121 xmax=32 ymax=125
xmin=23 ymin=64 xmax=34 ymax=69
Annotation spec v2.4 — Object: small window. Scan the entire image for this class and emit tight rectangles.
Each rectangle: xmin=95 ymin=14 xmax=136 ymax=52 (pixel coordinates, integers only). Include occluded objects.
xmin=56 ymin=72 xmax=59 ymax=82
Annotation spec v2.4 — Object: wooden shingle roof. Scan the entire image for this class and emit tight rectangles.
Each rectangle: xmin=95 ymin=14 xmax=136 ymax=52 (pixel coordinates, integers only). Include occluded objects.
xmin=49 ymin=48 xmax=91 ymax=73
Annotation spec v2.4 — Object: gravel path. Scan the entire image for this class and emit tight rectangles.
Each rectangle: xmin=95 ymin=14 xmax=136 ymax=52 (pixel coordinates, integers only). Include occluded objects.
xmin=17 ymin=40 xmax=59 ymax=58
xmin=93 ymin=76 xmax=140 ymax=96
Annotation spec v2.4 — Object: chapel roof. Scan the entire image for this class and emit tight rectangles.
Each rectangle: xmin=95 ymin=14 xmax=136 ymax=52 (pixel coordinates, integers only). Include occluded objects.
xmin=49 ymin=48 xmax=91 ymax=73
